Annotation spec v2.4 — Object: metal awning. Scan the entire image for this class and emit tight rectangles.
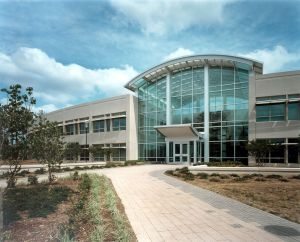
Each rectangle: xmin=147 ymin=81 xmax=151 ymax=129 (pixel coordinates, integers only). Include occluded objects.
xmin=154 ymin=124 xmax=199 ymax=139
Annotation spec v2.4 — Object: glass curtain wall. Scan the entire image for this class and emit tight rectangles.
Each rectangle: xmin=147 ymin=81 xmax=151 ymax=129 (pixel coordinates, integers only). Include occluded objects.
xmin=209 ymin=67 xmax=249 ymax=163
xmin=138 ymin=77 xmax=167 ymax=162
xmin=137 ymin=65 xmax=249 ymax=163
xmin=171 ymin=68 xmax=205 ymax=129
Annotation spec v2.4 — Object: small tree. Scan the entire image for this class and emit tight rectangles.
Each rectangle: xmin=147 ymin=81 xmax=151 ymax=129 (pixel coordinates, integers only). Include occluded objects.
xmin=29 ymin=113 xmax=64 ymax=183
xmin=64 ymin=142 xmax=81 ymax=162
xmin=103 ymin=147 xmax=114 ymax=162
xmin=0 ymin=84 xmax=36 ymax=188
xmin=246 ymin=139 xmax=273 ymax=166
xmin=89 ymin=145 xmax=103 ymax=161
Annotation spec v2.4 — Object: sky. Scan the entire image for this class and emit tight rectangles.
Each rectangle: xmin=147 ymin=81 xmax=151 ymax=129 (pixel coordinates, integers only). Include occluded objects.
xmin=0 ymin=0 xmax=299 ymax=113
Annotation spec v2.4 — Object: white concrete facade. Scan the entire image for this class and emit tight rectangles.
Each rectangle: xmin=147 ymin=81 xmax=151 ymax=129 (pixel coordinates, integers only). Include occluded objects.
xmin=47 ymin=94 xmax=138 ymax=162
xmin=249 ymin=70 xmax=300 ymax=165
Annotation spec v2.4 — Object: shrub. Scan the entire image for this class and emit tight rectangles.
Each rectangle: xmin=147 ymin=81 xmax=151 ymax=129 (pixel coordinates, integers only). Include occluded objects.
xmin=233 ymin=177 xmax=248 ymax=182
xmin=230 ymin=174 xmax=239 ymax=178
xmin=248 ymin=173 xmax=264 ymax=178
xmin=196 ymin=172 xmax=208 ymax=179
xmin=220 ymin=174 xmax=229 ymax=179
xmin=175 ymin=167 xmax=189 ymax=174
xmin=74 ymin=166 xmax=84 ymax=170
xmin=90 ymin=165 xmax=102 ymax=169
xmin=0 ymin=172 xmax=10 ymax=179
xmin=72 ymin=171 xmax=80 ymax=181
xmin=62 ymin=167 xmax=72 ymax=172
xmin=28 ymin=175 xmax=38 ymax=185
xmin=34 ymin=167 xmax=46 ymax=174
xmin=79 ymin=174 xmax=91 ymax=191
xmin=165 ymin=170 xmax=174 ymax=176
xmin=255 ymin=177 xmax=267 ymax=182
xmin=18 ymin=170 xmax=30 ymax=177
xmin=172 ymin=167 xmax=195 ymax=180
xmin=292 ymin=175 xmax=300 ymax=179
xmin=243 ymin=174 xmax=253 ymax=180
xmin=209 ymin=177 xmax=221 ymax=182
xmin=124 ymin=160 xmax=137 ymax=166
xmin=266 ymin=174 xmax=282 ymax=179
xmin=51 ymin=167 xmax=61 ymax=173
xmin=210 ymin=173 xmax=220 ymax=177
xmin=183 ymin=173 xmax=194 ymax=181
xmin=207 ymin=161 xmax=243 ymax=167
xmin=105 ymin=162 xmax=118 ymax=168
xmin=279 ymin=177 xmax=289 ymax=182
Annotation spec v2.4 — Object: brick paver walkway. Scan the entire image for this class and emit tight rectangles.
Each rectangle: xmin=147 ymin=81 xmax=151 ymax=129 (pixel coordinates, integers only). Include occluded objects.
xmin=100 ymin=165 xmax=300 ymax=242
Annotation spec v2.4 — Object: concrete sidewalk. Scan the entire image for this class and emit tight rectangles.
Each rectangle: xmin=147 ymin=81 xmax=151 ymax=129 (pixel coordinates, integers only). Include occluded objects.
xmin=100 ymin=165 xmax=300 ymax=242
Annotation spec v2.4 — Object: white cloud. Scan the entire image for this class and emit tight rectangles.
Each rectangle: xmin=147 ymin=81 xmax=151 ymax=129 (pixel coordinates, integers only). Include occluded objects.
xmin=0 ymin=47 xmax=138 ymax=111
xmin=110 ymin=0 xmax=233 ymax=35
xmin=240 ymin=45 xmax=300 ymax=73
xmin=32 ymin=104 xmax=59 ymax=113
xmin=163 ymin=47 xmax=194 ymax=61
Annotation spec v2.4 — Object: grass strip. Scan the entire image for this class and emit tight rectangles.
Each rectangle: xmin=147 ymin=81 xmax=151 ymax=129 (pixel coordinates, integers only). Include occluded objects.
xmin=102 ymin=176 xmax=135 ymax=242
xmin=88 ymin=174 xmax=105 ymax=242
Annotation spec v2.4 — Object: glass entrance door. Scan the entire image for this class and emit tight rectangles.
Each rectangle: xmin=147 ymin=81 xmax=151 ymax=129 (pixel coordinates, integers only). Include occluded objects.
xmin=174 ymin=142 xmax=189 ymax=163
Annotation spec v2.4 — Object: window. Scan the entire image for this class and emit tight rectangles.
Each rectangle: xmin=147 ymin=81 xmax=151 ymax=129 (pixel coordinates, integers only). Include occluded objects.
xmin=288 ymin=102 xmax=300 ymax=120
xmin=112 ymin=143 xmax=126 ymax=161
xmin=92 ymin=144 xmax=104 ymax=161
xmin=112 ymin=117 xmax=126 ymax=131
xmin=256 ymin=103 xmax=285 ymax=122
xmin=65 ymin=124 xmax=75 ymax=135
xmin=93 ymin=120 xmax=105 ymax=132
xmin=58 ymin=126 xmax=63 ymax=135
xmin=80 ymin=145 xmax=89 ymax=161
xmin=106 ymin=119 xmax=111 ymax=132
xmin=256 ymin=95 xmax=286 ymax=102
xmin=79 ymin=122 xmax=89 ymax=134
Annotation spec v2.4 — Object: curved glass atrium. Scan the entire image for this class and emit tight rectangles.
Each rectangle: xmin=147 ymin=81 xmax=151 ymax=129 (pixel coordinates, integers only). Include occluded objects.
xmin=126 ymin=55 xmax=262 ymax=164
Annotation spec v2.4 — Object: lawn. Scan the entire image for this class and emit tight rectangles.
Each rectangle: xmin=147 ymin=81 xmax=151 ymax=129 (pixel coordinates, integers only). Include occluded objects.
xmin=166 ymin=167 xmax=300 ymax=224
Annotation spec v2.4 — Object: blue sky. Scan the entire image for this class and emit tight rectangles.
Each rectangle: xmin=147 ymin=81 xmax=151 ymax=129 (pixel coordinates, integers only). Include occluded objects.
xmin=0 ymin=0 xmax=299 ymax=112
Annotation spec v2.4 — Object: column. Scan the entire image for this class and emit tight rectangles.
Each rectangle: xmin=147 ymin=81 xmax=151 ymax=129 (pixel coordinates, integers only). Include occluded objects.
xmin=166 ymin=73 xmax=171 ymax=125
xmin=204 ymin=64 xmax=209 ymax=162
xmin=166 ymin=140 xmax=169 ymax=163
xmin=194 ymin=140 xmax=197 ymax=163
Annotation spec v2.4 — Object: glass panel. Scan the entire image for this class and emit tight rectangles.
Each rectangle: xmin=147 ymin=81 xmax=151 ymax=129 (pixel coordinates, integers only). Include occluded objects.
xmin=182 ymin=109 xmax=192 ymax=123
xmin=235 ymin=126 xmax=248 ymax=140
xmin=256 ymin=97 xmax=270 ymax=101
xmin=222 ymin=67 xmax=234 ymax=86
xmin=182 ymin=156 xmax=188 ymax=162
xmin=210 ymin=142 xmax=220 ymax=157
xmin=235 ymin=109 xmax=248 ymax=121
xmin=288 ymin=94 xmax=300 ymax=99
xmin=171 ymin=96 xmax=181 ymax=109
xmin=175 ymin=144 xmax=180 ymax=154
xmin=106 ymin=119 xmax=110 ymax=131
xmin=209 ymin=67 xmax=221 ymax=87
xmin=288 ymin=102 xmax=300 ymax=120
xmin=182 ymin=144 xmax=188 ymax=154
xmin=182 ymin=95 xmax=192 ymax=109
xmin=172 ymin=109 xmax=181 ymax=124
xmin=235 ymin=141 xmax=247 ymax=158
xmin=288 ymin=139 xmax=298 ymax=163
xmin=120 ymin=117 xmax=126 ymax=130
xmin=256 ymin=105 xmax=269 ymax=122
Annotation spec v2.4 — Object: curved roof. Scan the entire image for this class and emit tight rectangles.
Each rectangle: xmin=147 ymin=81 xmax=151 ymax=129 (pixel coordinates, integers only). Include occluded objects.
xmin=125 ymin=54 xmax=263 ymax=91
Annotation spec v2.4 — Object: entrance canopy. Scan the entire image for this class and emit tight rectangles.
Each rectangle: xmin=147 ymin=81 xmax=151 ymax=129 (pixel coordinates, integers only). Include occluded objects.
xmin=155 ymin=124 xmax=200 ymax=139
